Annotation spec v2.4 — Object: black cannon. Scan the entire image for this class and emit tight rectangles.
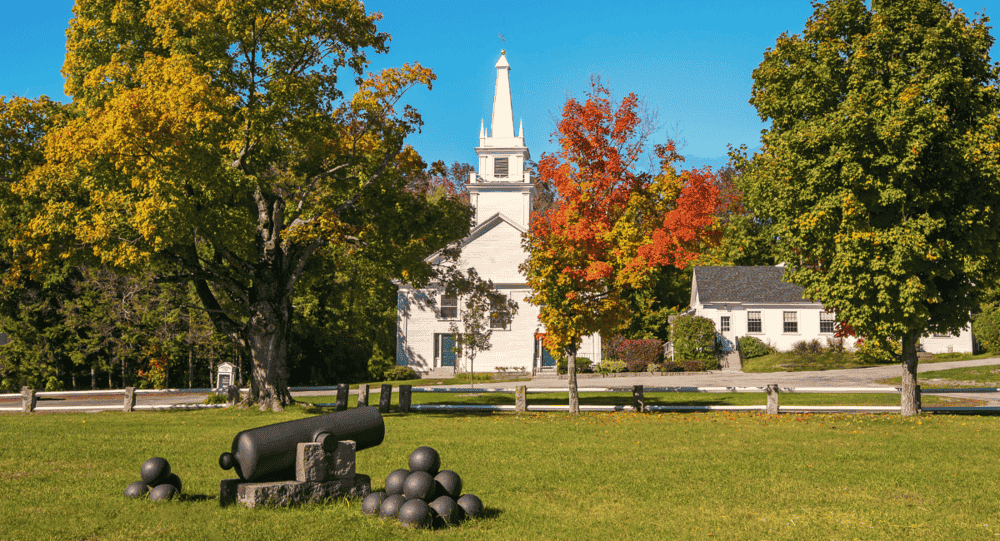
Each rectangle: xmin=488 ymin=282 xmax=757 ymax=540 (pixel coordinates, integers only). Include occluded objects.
xmin=219 ymin=406 xmax=385 ymax=482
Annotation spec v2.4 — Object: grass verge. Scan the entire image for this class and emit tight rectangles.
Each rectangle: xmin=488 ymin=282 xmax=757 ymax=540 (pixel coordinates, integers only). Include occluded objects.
xmin=1 ymin=408 xmax=998 ymax=540
xmin=741 ymin=351 xmax=999 ymax=373
xmin=879 ymin=363 xmax=1000 ymax=389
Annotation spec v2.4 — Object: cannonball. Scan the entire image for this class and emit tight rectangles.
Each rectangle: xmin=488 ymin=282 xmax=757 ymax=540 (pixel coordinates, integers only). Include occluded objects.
xmin=397 ymin=498 xmax=431 ymax=529
xmin=384 ymin=469 xmax=410 ymax=495
xmin=124 ymin=481 xmax=149 ymax=499
xmin=434 ymin=470 xmax=463 ymax=499
xmin=163 ymin=473 xmax=182 ymax=494
xmin=408 ymin=446 xmax=441 ymax=475
xmin=429 ymin=495 xmax=464 ymax=526
xmin=140 ymin=457 xmax=171 ymax=486
xmin=457 ymin=494 xmax=483 ymax=518
xmin=402 ymin=470 xmax=436 ymax=502
xmin=378 ymin=494 xmax=406 ymax=519
xmin=362 ymin=491 xmax=387 ymax=516
xmin=149 ymin=483 xmax=177 ymax=502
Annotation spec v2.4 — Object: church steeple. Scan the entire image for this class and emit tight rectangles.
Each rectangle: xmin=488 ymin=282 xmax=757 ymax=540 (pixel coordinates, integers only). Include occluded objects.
xmin=490 ymin=53 xmax=515 ymax=139
xmin=469 ymin=50 xmax=536 ymax=230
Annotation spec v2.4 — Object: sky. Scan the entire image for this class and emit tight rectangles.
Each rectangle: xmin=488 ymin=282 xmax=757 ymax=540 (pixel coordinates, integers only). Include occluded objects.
xmin=4 ymin=0 xmax=1000 ymax=169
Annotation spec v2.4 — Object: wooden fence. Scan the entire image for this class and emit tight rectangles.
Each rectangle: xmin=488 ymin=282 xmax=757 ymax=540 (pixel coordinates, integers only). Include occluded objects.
xmin=3 ymin=383 xmax=997 ymax=414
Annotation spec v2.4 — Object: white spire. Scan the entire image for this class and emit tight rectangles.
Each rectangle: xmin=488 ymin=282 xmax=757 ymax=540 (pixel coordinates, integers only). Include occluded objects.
xmin=480 ymin=119 xmax=485 ymax=138
xmin=518 ymin=118 xmax=523 ymax=139
xmin=491 ymin=52 xmax=515 ymax=139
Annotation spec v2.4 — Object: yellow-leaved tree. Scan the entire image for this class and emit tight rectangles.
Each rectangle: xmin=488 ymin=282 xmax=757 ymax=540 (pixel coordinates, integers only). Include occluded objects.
xmin=11 ymin=0 xmax=472 ymax=410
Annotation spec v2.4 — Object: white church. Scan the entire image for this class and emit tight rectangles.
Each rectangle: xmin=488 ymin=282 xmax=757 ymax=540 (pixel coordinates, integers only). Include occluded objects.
xmin=395 ymin=51 xmax=603 ymax=376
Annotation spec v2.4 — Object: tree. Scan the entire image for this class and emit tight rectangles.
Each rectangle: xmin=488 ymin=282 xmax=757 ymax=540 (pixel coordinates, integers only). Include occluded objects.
xmin=447 ymin=269 xmax=518 ymax=387
xmin=521 ymin=77 xmax=719 ymax=413
xmin=11 ymin=0 xmax=471 ymax=409
xmin=744 ymin=0 xmax=1000 ymax=416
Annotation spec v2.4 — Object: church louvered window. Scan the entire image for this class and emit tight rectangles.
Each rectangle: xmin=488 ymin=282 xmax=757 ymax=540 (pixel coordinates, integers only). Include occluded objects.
xmin=494 ymin=157 xmax=508 ymax=178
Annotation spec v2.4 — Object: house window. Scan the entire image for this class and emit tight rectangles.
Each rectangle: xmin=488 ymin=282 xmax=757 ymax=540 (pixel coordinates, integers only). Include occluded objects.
xmin=490 ymin=295 xmax=512 ymax=330
xmin=747 ymin=311 xmax=762 ymax=333
xmin=720 ymin=316 xmax=730 ymax=332
xmin=783 ymin=311 xmax=798 ymax=333
xmin=440 ymin=294 xmax=458 ymax=319
xmin=820 ymin=311 xmax=836 ymax=333
xmin=494 ymin=157 xmax=508 ymax=178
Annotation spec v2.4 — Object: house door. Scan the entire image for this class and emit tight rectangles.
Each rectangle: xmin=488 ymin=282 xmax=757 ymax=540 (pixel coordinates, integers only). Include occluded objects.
xmin=535 ymin=336 xmax=557 ymax=367
xmin=719 ymin=315 xmax=736 ymax=353
xmin=436 ymin=334 xmax=457 ymax=367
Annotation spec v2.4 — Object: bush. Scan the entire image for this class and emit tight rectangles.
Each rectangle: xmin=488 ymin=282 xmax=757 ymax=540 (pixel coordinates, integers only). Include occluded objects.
xmin=671 ymin=315 xmax=719 ymax=361
xmin=383 ymin=365 xmax=420 ymax=381
xmin=826 ymin=336 xmax=846 ymax=353
xmin=659 ymin=360 xmax=684 ymax=372
xmin=682 ymin=360 xmax=706 ymax=372
xmin=854 ymin=338 xmax=901 ymax=364
xmin=737 ymin=336 xmax=771 ymax=359
xmin=596 ymin=360 xmax=627 ymax=374
xmin=973 ymin=304 xmax=1000 ymax=353
xmin=604 ymin=336 xmax=664 ymax=372
xmin=203 ymin=393 xmax=227 ymax=405
xmin=791 ymin=339 xmax=824 ymax=355
xmin=557 ymin=357 xmax=592 ymax=375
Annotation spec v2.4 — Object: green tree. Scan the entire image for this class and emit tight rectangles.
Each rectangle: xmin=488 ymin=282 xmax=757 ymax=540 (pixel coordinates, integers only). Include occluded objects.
xmin=11 ymin=0 xmax=470 ymax=409
xmin=744 ymin=0 xmax=1000 ymax=416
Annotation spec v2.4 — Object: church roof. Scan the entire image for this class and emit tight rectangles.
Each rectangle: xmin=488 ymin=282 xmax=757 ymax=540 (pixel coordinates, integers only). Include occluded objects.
xmin=693 ymin=266 xmax=810 ymax=304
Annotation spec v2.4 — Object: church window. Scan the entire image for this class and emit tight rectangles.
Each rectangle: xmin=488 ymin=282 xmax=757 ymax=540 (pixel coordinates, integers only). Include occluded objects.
xmin=490 ymin=295 xmax=512 ymax=330
xmin=494 ymin=157 xmax=508 ymax=178
xmin=440 ymin=294 xmax=458 ymax=319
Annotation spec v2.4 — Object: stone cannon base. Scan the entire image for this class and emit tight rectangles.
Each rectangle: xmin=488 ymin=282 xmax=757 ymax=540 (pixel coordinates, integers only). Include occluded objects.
xmin=220 ymin=440 xmax=372 ymax=509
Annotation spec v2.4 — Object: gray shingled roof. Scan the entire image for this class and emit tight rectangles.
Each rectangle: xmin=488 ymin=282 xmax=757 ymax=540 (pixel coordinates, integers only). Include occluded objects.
xmin=693 ymin=266 xmax=809 ymax=304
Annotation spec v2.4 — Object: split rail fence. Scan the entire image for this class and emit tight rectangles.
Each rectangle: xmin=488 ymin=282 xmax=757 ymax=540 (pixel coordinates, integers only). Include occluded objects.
xmin=3 ymin=383 xmax=998 ymax=415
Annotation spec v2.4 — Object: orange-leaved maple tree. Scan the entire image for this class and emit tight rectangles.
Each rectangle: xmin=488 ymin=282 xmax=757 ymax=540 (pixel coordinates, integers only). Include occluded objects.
xmin=520 ymin=77 xmax=719 ymax=412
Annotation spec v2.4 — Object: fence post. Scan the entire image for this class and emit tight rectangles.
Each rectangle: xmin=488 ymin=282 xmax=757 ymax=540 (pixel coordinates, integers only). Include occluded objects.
xmin=335 ymin=384 xmax=349 ymax=411
xmin=515 ymin=385 xmax=527 ymax=413
xmin=632 ymin=385 xmax=645 ymax=413
xmin=358 ymin=384 xmax=369 ymax=407
xmin=226 ymin=385 xmax=240 ymax=407
xmin=123 ymin=387 xmax=136 ymax=412
xmin=399 ymin=385 xmax=412 ymax=414
xmin=21 ymin=387 xmax=36 ymax=413
xmin=766 ymin=384 xmax=779 ymax=415
xmin=378 ymin=384 xmax=392 ymax=413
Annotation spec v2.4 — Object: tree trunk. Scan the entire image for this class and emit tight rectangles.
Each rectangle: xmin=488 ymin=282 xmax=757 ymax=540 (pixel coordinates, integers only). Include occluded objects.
xmin=188 ymin=349 xmax=193 ymax=389
xmin=900 ymin=330 xmax=920 ymax=417
xmin=91 ymin=365 xmax=96 ymax=390
xmin=567 ymin=347 xmax=579 ymax=414
xmin=241 ymin=289 xmax=295 ymax=412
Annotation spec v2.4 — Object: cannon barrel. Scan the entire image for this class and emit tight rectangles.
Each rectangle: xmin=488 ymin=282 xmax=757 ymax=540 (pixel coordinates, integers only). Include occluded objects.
xmin=219 ymin=406 xmax=385 ymax=482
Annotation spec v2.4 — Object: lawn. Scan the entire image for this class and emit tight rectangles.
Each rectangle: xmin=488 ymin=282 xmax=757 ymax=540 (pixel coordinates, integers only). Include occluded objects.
xmin=2 ymin=407 xmax=998 ymax=540
xmin=880 ymin=364 xmax=1000 ymax=389
xmin=741 ymin=351 xmax=998 ymax=373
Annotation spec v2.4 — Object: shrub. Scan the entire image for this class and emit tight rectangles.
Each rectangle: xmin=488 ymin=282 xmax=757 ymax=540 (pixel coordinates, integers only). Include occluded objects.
xmin=854 ymin=338 xmax=901 ymax=364
xmin=737 ymin=336 xmax=771 ymax=359
xmin=791 ymin=339 xmax=824 ymax=355
xmin=671 ymin=315 xmax=719 ymax=361
xmin=383 ymin=365 xmax=420 ymax=381
xmin=597 ymin=360 xmax=627 ymax=374
xmin=557 ymin=357 xmax=592 ymax=375
xmin=659 ymin=360 xmax=684 ymax=372
xmin=605 ymin=338 xmax=662 ymax=372
xmin=973 ymin=304 xmax=1000 ymax=353
xmin=826 ymin=336 xmax=846 ymax=353
xmin=203 ymin=393 xmax=227 ymax=405
xmin=682 ymin=360 xmax=706 ymax=372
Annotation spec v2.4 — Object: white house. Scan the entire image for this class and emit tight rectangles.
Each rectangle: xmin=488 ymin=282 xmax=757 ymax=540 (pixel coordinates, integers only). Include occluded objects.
xmin=687 ymin=265 xmax=973 ymax=356
xmin=395 ymin=51 xmax=602 ymax=376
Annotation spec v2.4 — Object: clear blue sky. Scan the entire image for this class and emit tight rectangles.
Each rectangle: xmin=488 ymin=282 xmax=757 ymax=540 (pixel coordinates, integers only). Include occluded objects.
xmin=4 ymin=1 xmax=1000 ymax=168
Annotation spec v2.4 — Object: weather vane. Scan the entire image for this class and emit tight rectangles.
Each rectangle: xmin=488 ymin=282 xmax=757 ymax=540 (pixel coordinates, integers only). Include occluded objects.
xmin=499 ymin=30 xmax=506 ymax=55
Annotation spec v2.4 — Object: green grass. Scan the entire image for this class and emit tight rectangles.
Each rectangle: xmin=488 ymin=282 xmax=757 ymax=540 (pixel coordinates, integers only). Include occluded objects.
xmin=742 ymin=350 xmax=998 ymax=373
xmin=1 ymin=408 xmax=998 ymax=540
xmin=344 ymin=373 xmax=531 ymax=389
xmin=880 ymin=364 xmax=1000 ymax=389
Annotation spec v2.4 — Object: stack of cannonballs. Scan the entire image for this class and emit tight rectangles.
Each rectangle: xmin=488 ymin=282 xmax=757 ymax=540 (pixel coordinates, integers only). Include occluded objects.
xmin=362 ymin=446 xmax=483 ymax=529
xmin=123 ymin=457 xmax=182 ymax=502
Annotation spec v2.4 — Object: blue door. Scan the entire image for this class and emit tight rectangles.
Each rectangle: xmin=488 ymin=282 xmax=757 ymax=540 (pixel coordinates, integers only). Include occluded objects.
xmin=541 ymin=342 xmax=556 ymax=367
xmin=441 ymin=334 xmax=456 ymax=367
